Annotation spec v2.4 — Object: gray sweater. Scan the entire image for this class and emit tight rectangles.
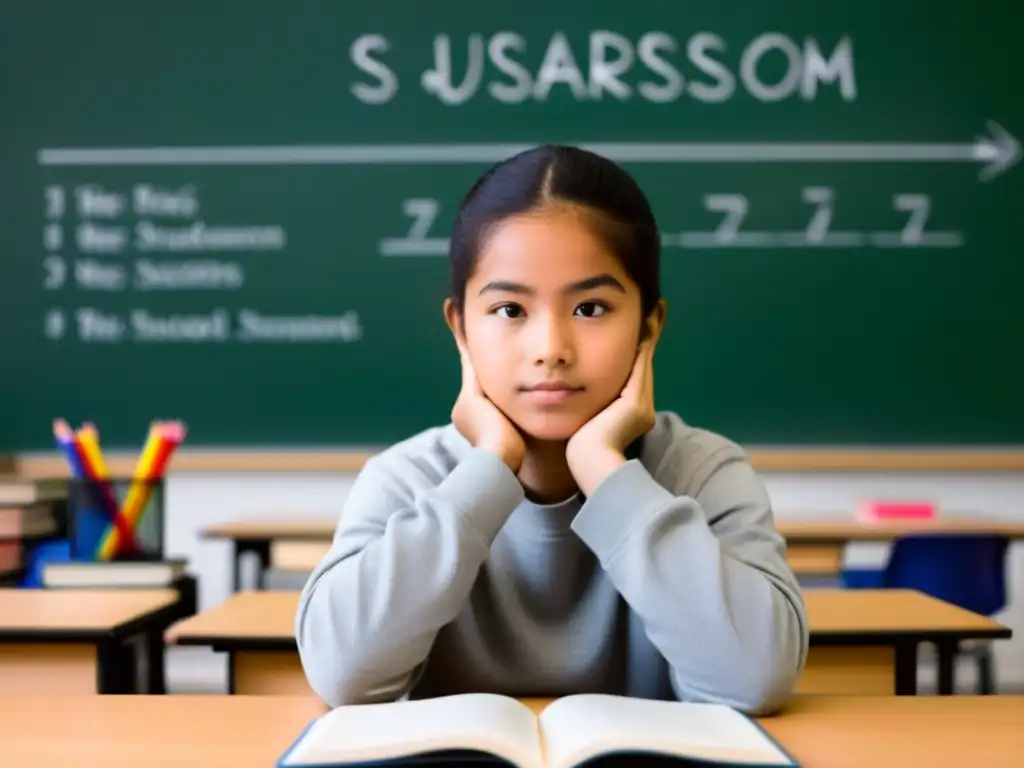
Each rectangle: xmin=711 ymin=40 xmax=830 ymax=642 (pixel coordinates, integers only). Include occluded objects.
xmin=295 ymin=411 xmax=808 ymax=714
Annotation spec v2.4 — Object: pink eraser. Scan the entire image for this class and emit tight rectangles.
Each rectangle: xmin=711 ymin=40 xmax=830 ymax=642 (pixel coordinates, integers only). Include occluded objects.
xmin=856 ymin=500 xmax=937 ymax=521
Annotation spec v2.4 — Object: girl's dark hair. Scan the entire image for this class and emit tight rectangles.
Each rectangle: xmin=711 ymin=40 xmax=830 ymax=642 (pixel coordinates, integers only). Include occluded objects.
xmin=448 ymin=144 xmax=661 ymax=318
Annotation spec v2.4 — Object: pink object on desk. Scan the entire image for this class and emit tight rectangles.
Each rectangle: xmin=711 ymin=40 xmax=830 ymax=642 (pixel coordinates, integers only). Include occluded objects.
xmin=855 ymin=500 xmax=938 ymax=522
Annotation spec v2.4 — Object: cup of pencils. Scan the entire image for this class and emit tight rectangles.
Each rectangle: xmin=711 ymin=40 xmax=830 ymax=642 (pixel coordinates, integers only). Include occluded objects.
xmin=52 ymin=419 xmax=186 ymax=562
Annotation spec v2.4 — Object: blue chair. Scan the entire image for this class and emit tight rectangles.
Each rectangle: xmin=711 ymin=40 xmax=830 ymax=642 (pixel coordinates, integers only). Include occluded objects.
xmin=841 ymin=534 xmax=1009 ymax=694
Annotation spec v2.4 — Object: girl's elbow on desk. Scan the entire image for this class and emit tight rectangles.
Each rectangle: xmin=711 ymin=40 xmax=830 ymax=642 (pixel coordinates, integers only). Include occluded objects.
xmin=673 ymin=648 xmax=804 ymax=716
xmin=671 ymin=597 xmax=808 ymax=715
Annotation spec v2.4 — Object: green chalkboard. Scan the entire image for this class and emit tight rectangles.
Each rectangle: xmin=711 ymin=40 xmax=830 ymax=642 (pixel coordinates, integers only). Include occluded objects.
xmin=2 ymin=1 xmax=1022 ymax=451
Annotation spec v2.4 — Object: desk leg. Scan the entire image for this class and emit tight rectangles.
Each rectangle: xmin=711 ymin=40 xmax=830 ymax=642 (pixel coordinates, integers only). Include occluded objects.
xmin=253 ymin=541 xmax=270 ymax=590
xmin=936 ymin=640 xmax=958 ymax=695
xmin=894 ymin=643 xmax=919 ymax=695
xmin=233 ymin=540 xmax=272 ymax=592
xmin=231 ymin=541 xmax=243 ymax=593
xmin=145 ymin=629 xmax=166 ymax=694
xmin=96 ymin=639 xmax=138 ymax=694
xmin=227 ymin=651 xmax=237 ymax=694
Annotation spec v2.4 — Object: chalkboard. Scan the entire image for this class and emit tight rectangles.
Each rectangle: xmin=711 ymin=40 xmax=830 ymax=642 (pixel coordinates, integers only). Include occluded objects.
xmin=2 ymin=1 xmax=1022 ymax=452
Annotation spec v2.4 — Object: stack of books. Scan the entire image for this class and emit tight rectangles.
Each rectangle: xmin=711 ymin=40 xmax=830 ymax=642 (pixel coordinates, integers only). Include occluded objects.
xmin=0 ymin=477 xmax=66 ymax=585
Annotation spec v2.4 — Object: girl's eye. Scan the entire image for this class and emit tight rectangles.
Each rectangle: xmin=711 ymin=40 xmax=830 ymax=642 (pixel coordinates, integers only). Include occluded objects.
xmin=574 ymin=301 xmax=608 ymax=318
xmin=495 ymin=304 xmax=525 ymax=319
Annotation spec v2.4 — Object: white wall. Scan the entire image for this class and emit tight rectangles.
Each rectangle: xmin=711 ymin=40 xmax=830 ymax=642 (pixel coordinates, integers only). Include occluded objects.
xmin=163 ymin=469 xmax=1024 ymax=694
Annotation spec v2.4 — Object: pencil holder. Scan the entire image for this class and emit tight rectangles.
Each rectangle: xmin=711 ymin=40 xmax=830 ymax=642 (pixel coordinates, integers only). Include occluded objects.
xmin=66 ymin=477 xmax=166 ymax=562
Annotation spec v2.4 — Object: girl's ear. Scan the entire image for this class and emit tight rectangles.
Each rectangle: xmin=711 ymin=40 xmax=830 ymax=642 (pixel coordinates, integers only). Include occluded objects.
xmin=641 ymin=299 xmax=667 ymax=348
xmin=443 ymin=298 xmax=466 ymax=350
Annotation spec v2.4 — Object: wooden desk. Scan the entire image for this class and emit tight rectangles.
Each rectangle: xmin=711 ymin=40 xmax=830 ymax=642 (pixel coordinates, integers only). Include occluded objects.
xmin=165 ymin=588 xmax=1011 ymax=698
xmin=0 ymin=587 xmax=185 ymax=694
xmin=1 ymin=694 xmax=1022 ymax=767
xmin=779 ymin=516 xmax=1024 ymax=577
xmin=202 ymin=519 xmax=336 ymax=591
xmin=205 ymin=516 xmax=1024 ymax=588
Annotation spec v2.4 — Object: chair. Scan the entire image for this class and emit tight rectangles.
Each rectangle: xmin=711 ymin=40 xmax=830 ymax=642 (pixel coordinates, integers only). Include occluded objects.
xmin=841 ymin=534 xmax=1009 ymax=694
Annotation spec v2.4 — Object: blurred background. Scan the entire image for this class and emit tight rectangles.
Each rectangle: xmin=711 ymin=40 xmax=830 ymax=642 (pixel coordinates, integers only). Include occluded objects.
xmin=1 ymin=1 xmax=1022 ymax=698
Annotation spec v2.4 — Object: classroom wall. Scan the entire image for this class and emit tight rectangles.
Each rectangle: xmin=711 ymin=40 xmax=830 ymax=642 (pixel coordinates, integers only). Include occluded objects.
xmin=164 ymin=468 xmax=1024 ymax=693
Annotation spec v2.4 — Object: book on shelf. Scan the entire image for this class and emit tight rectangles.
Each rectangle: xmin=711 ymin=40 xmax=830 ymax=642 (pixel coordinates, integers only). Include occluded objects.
xmin=0 ymin=504 xmax=59 ymax=539
xmin=277 ymin=693 xmax=798 ymax=768
xmin=0 ymin=477 xmax=68 ymax=507
xmin=41 ymin=558 xmax=188 ymax=587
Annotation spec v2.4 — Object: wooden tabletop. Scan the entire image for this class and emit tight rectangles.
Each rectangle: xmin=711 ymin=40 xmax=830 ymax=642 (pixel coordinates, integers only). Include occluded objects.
xmin=0 ymin=695 xmax=326 ymax=767
xmin=202 ymin=518 xmax=336 ymax=541
xmin=778 ymin=516 xmax=1024 ymax=541
xmin=203 ymin=515 xmax=1024 ymax=543
xmin=166 ymin=590 xmax=297 ymax=644
xmin=165 ymin=588 xmax=1010 ymax=647
xmin=805 ymin=589 xmax=1009 ymax=637
xmin=165 ymin=589 xmax=296 ymax=643
xmin=0 ymin=588 xmax=180 ymax=636
xmin=0 ymin=694 xmax=1021 ymax=767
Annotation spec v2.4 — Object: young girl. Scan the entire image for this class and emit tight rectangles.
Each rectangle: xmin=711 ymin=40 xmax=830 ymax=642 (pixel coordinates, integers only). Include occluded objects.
xmin=296 ymin=145 xmax=808 ymax=715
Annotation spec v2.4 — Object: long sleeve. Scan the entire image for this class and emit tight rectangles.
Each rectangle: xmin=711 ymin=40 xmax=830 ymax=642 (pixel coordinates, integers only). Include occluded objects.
xmin=295 ymin=447 xmax=525 ymax=708
xmin=569 ymin=446 xmax=808 ymax=715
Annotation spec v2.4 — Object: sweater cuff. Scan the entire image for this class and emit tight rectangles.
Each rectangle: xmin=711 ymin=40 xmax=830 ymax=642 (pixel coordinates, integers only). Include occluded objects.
xmin=435 ymin=447 xmax=524 ymax=544
xmin=571 ymin=458 xmax=676 ymax=562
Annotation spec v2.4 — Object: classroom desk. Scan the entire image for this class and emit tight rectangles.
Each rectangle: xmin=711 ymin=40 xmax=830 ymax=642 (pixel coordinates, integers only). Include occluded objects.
xmin=0 ymin=587 xmax=186 ymax=694
xmin=2 ymin=694 xmax=1022 ymax=767
xmin=202 ymin=519 xmax=336 ymax=591
xmin=204 ymin=515 xmax=1024 ymax=589
xmin=779 ymin=517 xmax=1024 ymax=577
xmin=164 ymin=588 xmax=1011 ymax=698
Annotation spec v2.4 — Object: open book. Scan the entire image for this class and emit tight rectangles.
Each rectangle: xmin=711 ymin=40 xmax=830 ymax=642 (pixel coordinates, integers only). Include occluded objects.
xmin=277 ymin=693 xmax=798 ymax=767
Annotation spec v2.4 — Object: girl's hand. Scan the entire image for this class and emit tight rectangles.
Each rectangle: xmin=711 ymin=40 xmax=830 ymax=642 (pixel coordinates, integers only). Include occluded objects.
xmin=566 ymin=339 xmax=656 ymax=495
xmin=451 ymin=346 xmax=526 ymax=472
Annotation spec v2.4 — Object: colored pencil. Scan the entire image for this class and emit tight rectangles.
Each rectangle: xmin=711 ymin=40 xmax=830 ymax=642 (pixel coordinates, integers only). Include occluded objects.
xmin=96 ymin=422 xmax=162 ymax=560
xmin=55 ymin=419 xmax=143 ymax=559
xmin=96 ymin=420 xmax=184 ymax=560
xmin=52 ymin=420 xmax=86 ymax=478
xmin=75 ymin=423 xmax=141 ymax=558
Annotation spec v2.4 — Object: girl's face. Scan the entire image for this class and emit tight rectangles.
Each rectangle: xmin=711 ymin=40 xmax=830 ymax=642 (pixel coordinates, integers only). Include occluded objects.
xmin=446 ymin=206 xmax=663 ymax=442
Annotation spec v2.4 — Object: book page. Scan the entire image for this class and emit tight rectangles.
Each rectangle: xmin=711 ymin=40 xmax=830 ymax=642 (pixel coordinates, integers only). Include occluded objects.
xmin=280 ymin=693 xmax=544 ymax=768
xmin=538 ymin=695 xmax=794 ymax=768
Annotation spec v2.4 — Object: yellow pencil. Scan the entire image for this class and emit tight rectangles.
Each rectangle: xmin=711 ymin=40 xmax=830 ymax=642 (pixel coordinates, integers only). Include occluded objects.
xmin=97 ymin=422 xmax=164 ymax=560
xmin=76 ymin=422 xmax=136 ymax=562
xmin=76 ymin=423 xmax=110 ymax=479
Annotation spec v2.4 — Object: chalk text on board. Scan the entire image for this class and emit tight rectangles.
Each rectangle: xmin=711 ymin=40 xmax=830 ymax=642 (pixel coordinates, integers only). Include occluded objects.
xmin=72 ymin=222 xmax=286 ymax=256
xmin=57 ymin=259 xmax=246 ymax=291
xmin=76 ymin=308 xmax=126 ymax=343
xmin=66 ymin=308 xmax=364 ymax=344
xmin=68 ymin=183 xmax=199 ymax=219
xmin=46 ymin=182 xmax=287 ymax=254
xmin=379 ymin=189 xmax=964 ymax=255
xmin=134 ymin=221 xmax=286 ymax=252
xmin=69 ymin=221 xmax=286 ymax=254
xmin=350 ymin=31 xmax=856 ymax=105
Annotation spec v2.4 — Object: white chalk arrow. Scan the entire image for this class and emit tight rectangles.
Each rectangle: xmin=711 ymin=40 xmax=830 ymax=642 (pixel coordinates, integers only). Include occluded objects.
xmin=973 ymin=121 xmax=1021 ymax=181
xmin=37 ymin=121 xmax=1020 ymax=180
xmin=585 ymin=121 xmax=1021 ymax=181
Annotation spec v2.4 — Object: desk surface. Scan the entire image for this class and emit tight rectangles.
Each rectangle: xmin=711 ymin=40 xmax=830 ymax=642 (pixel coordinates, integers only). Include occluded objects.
xmin=203 ymin=515 xmax=1024 ymax=543
xmin=779 ymin=516 xmax=1024 ymax=541
xmin=0 ymin=588 xmax=179 ymax=636
xmin=165 ymin=588 xmax=1010 ymax=647
xmin=203 ymin=519 xmax=337 ymax=540
xmin=1 ymin=694 xmax=1022 ymax=767
xmin=806 ymin=589 xmax=1009 ymax=637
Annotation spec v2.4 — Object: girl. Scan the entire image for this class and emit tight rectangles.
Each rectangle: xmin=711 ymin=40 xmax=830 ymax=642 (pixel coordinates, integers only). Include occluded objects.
xmin=296 ymin=145 xmax=808 ymax=715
